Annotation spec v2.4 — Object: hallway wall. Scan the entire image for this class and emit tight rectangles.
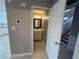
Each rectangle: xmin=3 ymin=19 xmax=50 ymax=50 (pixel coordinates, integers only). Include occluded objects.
xmin=7 ymin=7 xmax=32 ymax=55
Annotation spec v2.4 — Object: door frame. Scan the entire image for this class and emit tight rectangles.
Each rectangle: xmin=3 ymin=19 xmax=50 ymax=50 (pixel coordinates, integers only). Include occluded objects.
xmin=31 ymin=5 xmax=49 ymax=54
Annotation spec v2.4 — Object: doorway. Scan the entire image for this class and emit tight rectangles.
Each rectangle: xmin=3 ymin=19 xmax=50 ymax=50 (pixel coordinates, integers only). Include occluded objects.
xmin=31 ymin=6 xmax=49 ymax=58
xmin=0 ymin=0 xmax=11 ymax=58
xmin=46 ymin=0 xmax=79 ymax=59
xmin=58 ymin=7 xmax=76 ymax=59
xmin=58 ymin=0 xmax=79 ymax=58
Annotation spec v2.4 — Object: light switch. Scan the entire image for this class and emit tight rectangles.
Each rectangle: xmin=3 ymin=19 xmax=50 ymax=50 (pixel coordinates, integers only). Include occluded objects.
xmin=11 ymin=26 xmax=16 ymax=31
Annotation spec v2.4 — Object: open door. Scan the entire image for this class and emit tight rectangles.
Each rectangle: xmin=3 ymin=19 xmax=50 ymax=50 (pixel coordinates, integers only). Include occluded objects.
xmin=46 ymin=0 xmax=66 ymax=59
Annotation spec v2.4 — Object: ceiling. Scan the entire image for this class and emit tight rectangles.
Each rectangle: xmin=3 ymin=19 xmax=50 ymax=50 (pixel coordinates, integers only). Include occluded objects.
xmin=6 ymin=0 xmax=59 ymax=8
xmin=7 ymin=0 xmax=56 ymax=4
xmin=6 ymin=0 xmax=79 ymax=8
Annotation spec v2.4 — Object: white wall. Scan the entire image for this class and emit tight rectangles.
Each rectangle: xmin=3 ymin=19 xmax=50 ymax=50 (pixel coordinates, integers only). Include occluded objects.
xmin=7 ymin=7 xmax=32 ymax=55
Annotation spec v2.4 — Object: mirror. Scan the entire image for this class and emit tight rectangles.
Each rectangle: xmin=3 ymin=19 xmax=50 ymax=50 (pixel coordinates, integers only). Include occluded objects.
xmin=34 ymin=18 xmax=42 ymax=28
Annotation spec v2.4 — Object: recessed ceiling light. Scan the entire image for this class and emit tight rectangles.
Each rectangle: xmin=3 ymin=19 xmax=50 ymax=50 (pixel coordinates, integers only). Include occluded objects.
xmin=65 ymin=9 xmax=70 ymax=12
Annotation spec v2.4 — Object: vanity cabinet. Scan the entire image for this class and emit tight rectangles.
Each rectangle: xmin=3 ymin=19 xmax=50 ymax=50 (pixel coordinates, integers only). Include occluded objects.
xmin=33 ymin=31 xmax=42 ymax=40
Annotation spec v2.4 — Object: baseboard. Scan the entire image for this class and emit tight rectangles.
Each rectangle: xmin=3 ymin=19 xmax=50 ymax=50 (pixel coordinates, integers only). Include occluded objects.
xmin=41 ymin=40 xmax=46 ymax=49
xmin=46 ymin=47 xmax=49 ymax=59
xmin=41 ymin=40 xmax=49 ymax=59
xmin=11 ymin=52 xmax=32 ymax=57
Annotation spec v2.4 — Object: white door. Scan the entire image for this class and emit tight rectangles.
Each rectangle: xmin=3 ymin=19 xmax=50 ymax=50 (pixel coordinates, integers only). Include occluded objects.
xmin=46 ymin=0 xmax=66 ymax=59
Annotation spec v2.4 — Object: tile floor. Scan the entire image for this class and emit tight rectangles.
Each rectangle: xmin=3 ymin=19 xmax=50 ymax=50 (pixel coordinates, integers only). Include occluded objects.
xmin=33 ymin=41 xmax=48 ymax=59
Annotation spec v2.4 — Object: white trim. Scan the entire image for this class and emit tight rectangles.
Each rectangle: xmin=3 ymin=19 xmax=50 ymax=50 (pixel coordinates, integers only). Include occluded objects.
xmin=31 ymin=5 xmax=34 ymax=54
xmin=31 ymin=5 xmax=49 ymax=54
xmin=11 ymin=52 xmax=32 ymax=57
xmin=41 ymin=40 xmax=49 ymax=59
xmin=41 ymin=39 xmax=46 ymax=49
xmin=32 ymin=6 xmax=50 ymax=10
